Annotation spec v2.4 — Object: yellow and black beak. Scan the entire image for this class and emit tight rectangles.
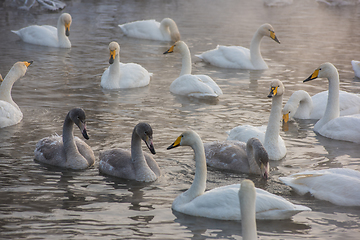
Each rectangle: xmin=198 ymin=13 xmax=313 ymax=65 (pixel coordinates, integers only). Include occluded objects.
xmin=167 ymin=135 xmax=182 ymax=150
xmin=65 ymin=22 xmax=70 ymax=37
xmin=270 ymin=30 xmax=280 ymax=44
xmin=164 ymin=45 xmax=175 ymax=54
xmin=109 ymin=50 xmax=116 ymax=64
xmin=268 ymin=86 xmax=278 ymax=98
xmin=24 ymin=60 xmax=33 ymax=67
xmin=304 ymin=69 xmax=319 ymax=82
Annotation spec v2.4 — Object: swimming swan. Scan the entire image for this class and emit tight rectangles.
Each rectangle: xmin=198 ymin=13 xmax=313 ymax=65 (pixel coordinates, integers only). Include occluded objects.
xmin=351 ymin=60 xmax=360 ymax=78
xmin=279 ymin=168 xmax=360 ymax=206
xmin=304 ymin=62 xmax=360 ymax=143
xmin=101 ymin=41 xmax=152 ymax=89
xmin=203 ymin=138 xmax=269 ymax=179
xmin=99 ymin=122 xmax=160 ymax=182
xmin=163 ymin=41 xmax=223 ymax=98
xmin=118 ymin=18 xmax=180 ymax=42
xmin=195 ymin=23 xmax=280 ymax=70
xmin=167 ymin=130 xmax=310 ymax=220
xmin=34 ymin=108 xmax=95 ymax=170
xmin=12 ymin=13 xmax=72 ymax=48
xmin=282 ymin=89 xmax=360 ymax=121
xmin=227 ymin=80 xmax=287 ymax=160
xmin=0 ymin=61 xmax=32 ymax=128
xmin=240 ymin=179 xmax=257 ymax=240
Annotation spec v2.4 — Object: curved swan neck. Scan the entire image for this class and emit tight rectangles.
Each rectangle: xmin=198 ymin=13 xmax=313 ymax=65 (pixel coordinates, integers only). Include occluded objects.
xmin=186 ymin=139 xmax=207 ymax=199
xmin=293 ymin=91 xmax=313 ymax=117
xmin=249 ymin=29 xmax=266 ymax=68
xmin=0 ymin=65 xmax=24 ymax=109
xmin=57 ymin=17 xmax=70 ymax=48
xmin=264 ymin=94 xmax=282 ymax=145
xmin=179 ymin=44 xmax=192 ymax=76
xmin=62 ymin=113 xmax=81 ymax=159
xmin=160 ymin=18 xmax=180 ymax=42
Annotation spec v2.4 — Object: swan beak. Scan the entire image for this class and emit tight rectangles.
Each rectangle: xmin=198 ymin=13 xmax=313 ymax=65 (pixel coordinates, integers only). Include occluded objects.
xmin=283 ymin=113 xmax=289 ymax=123
xmin=270 ymin=31 xmax=280 ymax=44
xmin=79 ymin=122 xmax=89 ymax=140
xmin=167 ymin=135 xmax=182 ymax=149
xmin=268 ymin=86 xmax=278 ymax=98
xmin=163 ymin=45 xmax=175 ymax=54
xmin=144 ymin=136 xmax=156 ymax=155
xmin=261 ymin=162 xmax=270 ymax=180
xmin=304 ymin=69 xmax=319 ymax=82
xmin=65 ymin=22 xmax=70 ymax=37
xmin=24 ymin=61 xmax=33 ymax=67
xmin=0 ymin=74 xmax=2 ymax=82
xmin=109 ymin=50 xmax=115 ymax=64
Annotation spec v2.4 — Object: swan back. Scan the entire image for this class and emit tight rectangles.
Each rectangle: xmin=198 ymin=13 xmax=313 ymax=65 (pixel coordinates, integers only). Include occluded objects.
xmin=239 ymin=180 xmax=257 ymax=240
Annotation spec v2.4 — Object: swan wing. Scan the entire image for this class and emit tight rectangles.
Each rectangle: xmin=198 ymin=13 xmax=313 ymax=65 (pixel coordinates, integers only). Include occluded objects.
xmin=34 ymin=135 xmax=65 ymax=166
xmin=99 ymin=148 xmax=136 ymax=179
xmin=12 ymin=25 xmax=58 ymax=47
xmin=227 ymin=125 xmax=266 ymax=143
xmin=118 ymin=63 xmax=151 ymax=89
xmin=0 ymin=101 xmax=23 ymax=128
xmin=119 ymin=19 xmax=167 ymax=41
xmin=75 ymin=137 xmax=95 ymax=167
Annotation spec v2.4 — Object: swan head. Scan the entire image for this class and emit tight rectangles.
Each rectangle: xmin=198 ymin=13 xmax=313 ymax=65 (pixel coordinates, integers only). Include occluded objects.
xmin=163 ymin=41 xmax=188 ymax=55
xmin=69 ymin=108 xmax=89 ymax=140
xmin=304 ymin=62 xmax=338 ymax=83
xmin=135 ymin=122 xmax=156 ymax=154
xmin=282 ymin=100 xmax=297 ymax=123
xmin=167 ymin=130 xmax=201 ymax=149
xmin=247 ymin=138 xmax=270 ymax=180
xmin=267 ymin=79 xmax=284 ymax=98
xmin=108 ymin=41 xmax=120 ymax=64
xmin=7 ymin=61 xmax=33 ymax=80
xmin=60 ymin=13 xmax=72 ymax=37
xmin=259 ymin=23 xmax=280 ymax=44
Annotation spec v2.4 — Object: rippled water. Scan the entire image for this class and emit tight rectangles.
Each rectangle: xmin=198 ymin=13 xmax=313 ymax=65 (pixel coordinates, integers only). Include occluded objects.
xmin=1 ymin=0 xmax=360 ymax=239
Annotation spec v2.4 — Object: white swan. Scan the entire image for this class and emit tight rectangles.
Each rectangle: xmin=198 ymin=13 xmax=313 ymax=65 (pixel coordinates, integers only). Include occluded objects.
xmin=12 ymin=13 xmax=72 ymax=48
xmin=163 ymin=41 xmax=223 ymax=98
xmin=99 ymin=122 xmax=160 ymax=182
xmin=279 ymin=168 xmax=360 ymax=206
xmin=351 ymin=60 xmax=360 ymax=78
xmin=195 ymin=23 xmax=280 ymax=70
xmin=118 ymin=18 xmax=180 ymax=42
xmin=167 ymin=130 xmax=310 ymax=220
xmin=0 ymin=61 xmax=32 ymax=128
xmin=304 ymin=62 xmax=360 ymax=143
xmin=203 ymin=138 xmax=270 ymax=179
xmin=239 ymin=179 xmax=257 ymax=240
xmin=282 ymin=89 xmax=360 ymax=121
xmin=101 ymin=41 xmax=152 ymax=89
xmin=227 ymin=80 xmax=286 ymax=160
xmin=34 ymin=108 xmax=95 ymax=170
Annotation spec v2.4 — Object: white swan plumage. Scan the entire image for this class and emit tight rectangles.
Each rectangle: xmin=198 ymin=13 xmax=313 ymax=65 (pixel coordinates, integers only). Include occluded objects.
xmin=227 ymin=80 xmax=286 ymax=160
xmin=304 ymin=62 xmax=360 ymax=143
xmin=279 ymin=168 xmax=360 ymax=206
xmin=34 ymin=108 xmax=95 ymax=170
xmin=99 ymin=122 xmax=160 ymax=182
xmin=101 ymin=41 xmax=152 ymax=89
xmin=351 ymin=60 xmax=360 ymax=78
xmin=167 ymin=130 xmax=310 ymax=220
xmin=118 ymin=18 xmax=180 ymax=42
xmin=195 ymin=23 xmax=280 ymax=70
xmin=163 ymin=41 xmax=223 ymax=98
xmin=12 ymin=13 xmax=72 ymax=48
xmin=282 ymin=89 xmax=360 ymax=121
xmin=239 ymin=179 xmax=257 ymax=240
xmin=203 ymin=138 xmax=270 ymax=179
xmin=0 ymin=61 xmax=32 ymax=128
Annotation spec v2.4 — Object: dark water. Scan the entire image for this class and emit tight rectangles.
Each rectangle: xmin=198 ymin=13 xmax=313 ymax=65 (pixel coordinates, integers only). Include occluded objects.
xmin=1 ymin=0 xmax=360 ymax=239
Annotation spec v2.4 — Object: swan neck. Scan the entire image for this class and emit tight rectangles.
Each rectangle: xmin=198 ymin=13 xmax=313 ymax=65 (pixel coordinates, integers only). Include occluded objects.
xmin=180 ymin=46 xmax=192 ymax=76
xmin=57 ymin=17 xmax=71 ymax=48
xmin=0 ymin=66 xmax=23 ymax=109
xmin=246 ymin=144 xmax=260 ymax=174
xmin=240 ymin=186 xmax=257 ymax=240
xmin=264 ymin=95 xmax=282 ymax=144
xmin=109 ymin=55 xmax=121 ymax=76
xmin=250 ymin=30 xmax=266 ymax=68
xmin=62 ymin=114 xmax=80 ymax=159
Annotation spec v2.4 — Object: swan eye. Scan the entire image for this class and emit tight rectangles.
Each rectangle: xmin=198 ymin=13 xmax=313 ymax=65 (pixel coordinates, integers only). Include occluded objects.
xmin=319 ymin=68 xmax=322 ymax=70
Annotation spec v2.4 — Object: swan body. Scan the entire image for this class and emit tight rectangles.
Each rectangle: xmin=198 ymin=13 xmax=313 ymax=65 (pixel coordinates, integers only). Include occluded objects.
xmin=195 ymin=23 xmax=280 ymax=70
xmin=240 ymin=180 xmax=257 ymax=240
xmin=203 ymin=138 xmax=270 ymax=179
xmin=118 ymin=18 xmax=180 ymax=42
xmin=227 ymin=80 xmax=287 ymax=160
xmin=99 ymin=122 xmax=160 ymax=182
xmin=12 ymin=13 xmax=72 ymax=48
xmin=279 ymin=168 xmax=360 ymax=206
xmin=167 ymin=130 xmax=310 ymax=220
xmin=282 ymin=89 xmax=360 ymax=121
xmin=304 ymin=62 xmax=360 ymax=143
xmin=0 ymin=61 xmax=32 ymax=128
xmin=34 ymin=108 xmax=95 ymax=170
xmin=101 ymin=41 xmax=152 ymax=89
xmin=351 ymin=60 xmax=360 ymax=78
xmin=164 ymin=41 xmax=223 ymax=98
